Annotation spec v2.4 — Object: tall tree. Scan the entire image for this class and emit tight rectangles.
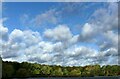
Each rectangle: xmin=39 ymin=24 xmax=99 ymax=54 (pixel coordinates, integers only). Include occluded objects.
xmin=2 ymin=64 xmax=15 ymax=78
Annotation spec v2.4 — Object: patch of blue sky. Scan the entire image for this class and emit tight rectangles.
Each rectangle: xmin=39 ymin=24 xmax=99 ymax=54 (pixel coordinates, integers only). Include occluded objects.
xmin=2 ymin=2 xmax=108 ymax=33
xmin=2 ymin=2 xmax=110 ymax=50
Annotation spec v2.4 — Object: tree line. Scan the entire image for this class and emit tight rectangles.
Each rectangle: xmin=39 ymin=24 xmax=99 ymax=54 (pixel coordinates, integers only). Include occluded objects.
xmin=2 ymin=61 xmax=120 ymax=78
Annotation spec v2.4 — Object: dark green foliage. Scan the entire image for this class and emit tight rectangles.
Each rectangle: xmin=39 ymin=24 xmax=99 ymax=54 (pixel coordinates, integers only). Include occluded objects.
xmin=16 ymin=68 xmax=30 ymax=77
xmin=2 ymin=63 xmax=15 ymax=78
xmin=2 ymin=61 xmax=120 ymax=78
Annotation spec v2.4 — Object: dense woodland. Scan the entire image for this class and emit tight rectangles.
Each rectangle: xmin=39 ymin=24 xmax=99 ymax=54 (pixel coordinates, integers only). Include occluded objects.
xmin=2 ymin=61 xmax=120 ymax=78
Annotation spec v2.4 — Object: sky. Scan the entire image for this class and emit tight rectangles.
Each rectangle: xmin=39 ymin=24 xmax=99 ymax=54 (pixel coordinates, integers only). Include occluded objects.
xmin=0 ymin=2 xmax=119 ymax=66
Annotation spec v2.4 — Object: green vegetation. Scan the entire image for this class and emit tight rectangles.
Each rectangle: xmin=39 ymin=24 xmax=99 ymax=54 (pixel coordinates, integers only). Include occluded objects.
xmin=2 ymin=61 xmax=120 ymax=78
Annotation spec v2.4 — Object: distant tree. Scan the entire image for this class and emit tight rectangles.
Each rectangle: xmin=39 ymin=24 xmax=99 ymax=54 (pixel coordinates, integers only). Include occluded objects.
xmin=0 ymin=57 xmax=2 ymax=78
xmin=41 ymin=66 xmax=52 ymax=75
xmin=82 ymin=65 xmax=93 ymax=77
xmin=109 ymin=65 xmax=120 ymax=76
xmin=2 ymin=64 xmax=15 ymax=78
xmin=2 ymin=61 xmax=120 ymax=78
xmin=32 ymin=69 xmax=40 ymax=75
xmin=92 ymin=64 xmax=101 ymax=76
xmin=70 ymin=69 xmax=81 ymax=76
xmin=51 ymin=67 xmax=63 ymax=76
xmin=63 ymin=68 xmax=69 ymax=76
xmin=103 ymin=65 xmax=112 ymax=76
xmin=11 ymin=62 xmax=20 ymax=70
xmin=16 ymin=68 xmax=29 ymax=77
xmin=30 ymin=64 xmax=42 ymax=76
xmin=81 ymin=70 xmax=88 ymax=77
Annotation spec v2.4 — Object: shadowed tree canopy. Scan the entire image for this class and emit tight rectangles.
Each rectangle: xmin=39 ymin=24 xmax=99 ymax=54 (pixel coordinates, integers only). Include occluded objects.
xmin=2 ymin=61 xmax=120 ymax=78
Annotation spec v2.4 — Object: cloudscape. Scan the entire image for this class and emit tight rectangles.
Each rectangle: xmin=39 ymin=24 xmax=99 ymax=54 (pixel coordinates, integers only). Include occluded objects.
xmin=0 ymin=2 xmax=118 ymax=66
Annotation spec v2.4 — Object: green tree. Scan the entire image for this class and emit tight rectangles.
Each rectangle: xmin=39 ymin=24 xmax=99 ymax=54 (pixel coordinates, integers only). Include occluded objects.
xmin=16 ymin=68 xmax=29 ymax=77
xmin=51 ymin=67 xmax=63 ymax=76
xmin=63 ymin=68 xmax=69 ymax=76
xmin=2 ymin=64 xmax=15 ymax=78
xmin=2 ymin=61 xmax=120 ymax=78
xmin=101 ymin=65 xmax=112 ymax=76
xmin=109 ymin=65 xmax=120 ymax=76
xmin=32 ymin=69 xmax=40 ymax=75
xmin=41 ymin=66 xmax=52 ymax=75
xmin=92 ymin=64 xmax=101 ymax=76
xmin=31 ymin=64 xmax=41 ymax=74
xmin=82 ymin=65 xmax=94 ymax=77
xmin=70 ymin=69 xmax=81 ymax=76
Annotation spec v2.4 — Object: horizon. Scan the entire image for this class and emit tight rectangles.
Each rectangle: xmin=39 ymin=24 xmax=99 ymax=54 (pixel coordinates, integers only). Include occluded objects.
xmin=2 ymin=60 xmax=119 ymax=67
xmin=0 ymin=2 xmax=119 ymax=66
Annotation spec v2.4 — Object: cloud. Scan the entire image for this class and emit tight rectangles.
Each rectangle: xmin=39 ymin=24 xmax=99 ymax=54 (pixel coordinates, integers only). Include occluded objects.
xmin=0 ymin=18 xmax=8 ymax=56
xmin=31 ymin=9 xmax=58 ymax=26
xmin=44 ymin=24 xmax=79 ymax=51
xmin=1 ymin=3 xmax=118 ymax=66
xmin=44 ymin=25 xmax=73 ymax=41
xmin=38 ymin=41 xmax=54 ymax=53
xmin=82 ymin=23 xmax=94 ymax=37
xmin=58 ymin=3 xmax=100 ymax=19
xmin=79 ymin=23 xmax=97 ymax=42
xmin=79 ymin=3 xmax=118 ymax=51
xmin=64 ymin=45 xmax=97 ymax=57
xmin=92 ymin=47 xmax=118 ymax=65
xmin=0 ymin=24 xmax=8 ymax=41
xmin=1 ymin=28 xmax=42 ymax=59
xmin=9 ymin=29 xmax=42 ymax=46
xmin=27 ymin=52 xmax=53 ymax=63
xmin=20 ymin=14 xmax=29 ymax=26
xmin=68 ymin=35 xmax=79 ymax=45
xmin=1 ymin=23 xmax=118 ymax=66
xmin=100 ymin=31 xmax=118 ymax=50
xmin=104 ymin=31 xmax=118 ymax=45
xmin=21 ymin=9 xmax=59 ymax=27
xmin=0 ymin=18 xmax=8 ymax=26
xmin=53 ymin=42 xmax=63 ymax=52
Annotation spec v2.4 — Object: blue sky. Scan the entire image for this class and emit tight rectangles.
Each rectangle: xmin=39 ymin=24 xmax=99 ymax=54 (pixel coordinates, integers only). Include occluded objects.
xmin=1 ymin=2 xmax=118 ymax=66
xmin=3 ymin=2 xmax=106 ymax=33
